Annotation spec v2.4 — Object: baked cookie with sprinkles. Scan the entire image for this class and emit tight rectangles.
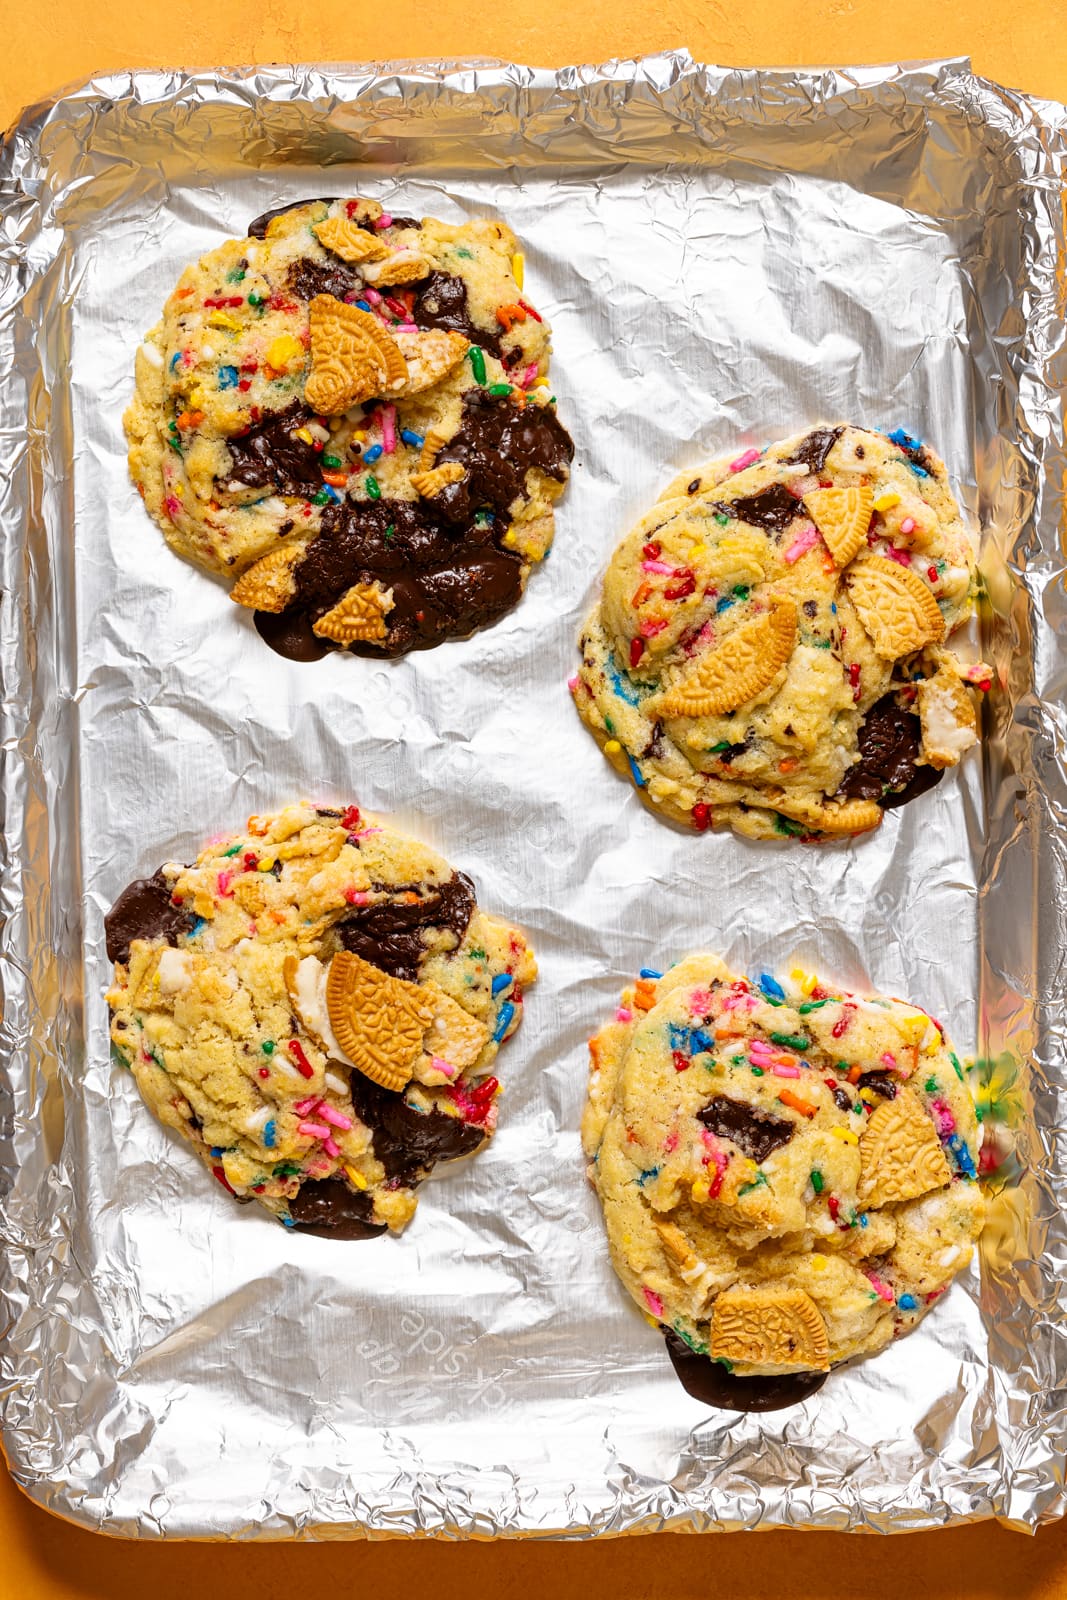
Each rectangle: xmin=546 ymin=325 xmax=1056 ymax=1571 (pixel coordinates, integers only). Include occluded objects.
xmin=582 ymin=958 xmax=984 ymax=1402
xmin=105 ymin=802 xmax=535 ymax=1236
xmin=125 ymin=197 xmax=573 ymax=659
xmin=573 ymin=424 xmax=989 ymax=841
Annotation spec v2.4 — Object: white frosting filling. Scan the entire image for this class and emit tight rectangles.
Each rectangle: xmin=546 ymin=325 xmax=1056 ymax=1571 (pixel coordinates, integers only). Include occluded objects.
xmin=922 ymin=681 xmax=976 ymax=760
xmin=293 ymin=955 xmax=353 ymax=1067
xmin=157 ymin=948 xmax=193 ymax=994
xmin=140 ymin=340 xmax=164 ymax=368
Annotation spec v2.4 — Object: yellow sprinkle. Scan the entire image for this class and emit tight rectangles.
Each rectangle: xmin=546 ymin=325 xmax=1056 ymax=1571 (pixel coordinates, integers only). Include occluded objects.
xmin=689 ymin=543 xmax=706 ymax=559
xmin=344 ymin=1163 xmax=368 ymax=1190
xmin=173 ymin=483 xmax=184 ymax=498
xmin=831 ymin=1126 xmax=859 ymax=1145
xmin=502 ymin=529 xmax=519 ymax=549
xmin=354 ymin=429 xmax=367 ymax=442
xmin=294 ymin=427 xmax=314 ymax=445
xmin=873 ymin=490 xmax=900 ymax=512
xmin=604 ymin=739 xmax=622 ymax=754
xmin=810 ymin=1253 xmax=828 ymax=1272
xmin=511 ymin=252 xmax=525 ymax=290
xmin=207 ymin=310 xmax=242 ymax=331
xmin=257 ymin=857 xmax=276 ymax=873
xmin=266 ymin=333 xmax=304 ymax=371
xmin=691 ymin=1178 xmax=710 ymax=1205
xmin=859 ymin=1088 xmax=876 ymax=1103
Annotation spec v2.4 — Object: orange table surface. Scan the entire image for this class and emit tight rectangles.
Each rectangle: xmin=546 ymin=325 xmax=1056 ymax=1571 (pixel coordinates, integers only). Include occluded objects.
xmin=3 ymin=2 xmax=1067 ymax=1594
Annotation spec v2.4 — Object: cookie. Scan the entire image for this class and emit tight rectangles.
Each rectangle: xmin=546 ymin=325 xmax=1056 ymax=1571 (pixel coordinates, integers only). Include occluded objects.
xmin=105 ymin=803 xmax=536 ymax=1235
xmin=582 ymin=957 xmax=984 ymax=1380
xmin=124 ymin=197 xmax=573 ymax=658
xmin=573 ymin=424 xmax=990 ymax=841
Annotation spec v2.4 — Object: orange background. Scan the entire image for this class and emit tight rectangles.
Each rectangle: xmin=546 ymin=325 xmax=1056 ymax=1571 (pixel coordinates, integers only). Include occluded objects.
xmin=2 ymin=2 xmax=1067 ymax=1595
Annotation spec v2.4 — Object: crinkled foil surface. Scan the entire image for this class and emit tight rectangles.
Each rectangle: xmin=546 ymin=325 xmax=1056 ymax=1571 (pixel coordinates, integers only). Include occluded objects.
xmin=0 ymin=50 xmax=1064 ymax=1539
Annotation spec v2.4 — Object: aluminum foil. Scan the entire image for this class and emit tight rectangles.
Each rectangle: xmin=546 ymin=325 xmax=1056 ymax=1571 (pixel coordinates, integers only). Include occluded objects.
xmin=0 ymin=51 xmax=1064 ymax=1539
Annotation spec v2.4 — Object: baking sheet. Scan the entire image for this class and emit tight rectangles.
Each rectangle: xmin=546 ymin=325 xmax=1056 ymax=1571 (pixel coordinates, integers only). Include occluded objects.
xmin=0 ymin=51 xmax=1064 ymax=1537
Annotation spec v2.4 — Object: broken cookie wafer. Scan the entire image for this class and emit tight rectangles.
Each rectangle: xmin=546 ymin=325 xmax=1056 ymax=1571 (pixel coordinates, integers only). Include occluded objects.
xmin=422 ymin=984 xmax=490 ymax=1073
xmin=305 ymin=296 xmax=407 ymax=414
xmin=312 ymin=216 xmax=390 ymax=264
xmin=651 ymin=595 xmax=797 ymax=718
xmin=312 ymin=582 xmax=394 ymax=644
xmin=846 ymin=555 xmax=946 ymax=657
xmin=711 ymin=1286 xmax=831 ymax=1371
xmin=805 ymin=483 xmax=873 ymax=567
xmin=411 ymin=461 xmax=467 ymax=498
xmin=325 ymin=950 xmax=435 ymax=1093
xmin=392 ymin=328 xmax=469 ymax=396
xmin=858 ymin=1087 xmax=952 ymax=1207
xmin=229 ymin=543 xmax=304 ymax=612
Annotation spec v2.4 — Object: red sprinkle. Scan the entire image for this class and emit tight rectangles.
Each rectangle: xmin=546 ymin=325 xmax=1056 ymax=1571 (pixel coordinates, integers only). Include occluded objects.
xmin=212 ymin=1164 xmax=236 ymax=1195
xmin=827 ymin=1194 xmax=841 ymax=1221
xmin=831 ymin=1004 xmax=855 ymax=1039
xmin=287 ymin=1039 xmax=315 ymax=1079
xmin=243 ymin=852 xmax=258 ymax=871
xmin=692 ymin=802 xmax=711 ymax=832
xmin=672 ymin=1050 xmax=690 ymax=1072
xmin=237 ymin=379 xmax=252 ymax=392
xmin=641 ymin=541 xmax=661 ymax=560
xmin=629 ymin=637 xmax=645 ymax=669
xmin=664 ymin=571 xmax=696 ymax=601
xmin=927 ymin=565 xmax=939 ymax=583
xmin=341 ymin=804 xmax=361 ymax=832
xmin=258 ymin=1067 xmax=270 ymax=1079
xmin=518 ymin=298 xmax=542 ymax=322
xmin=204 ymin=295 xmax=245 ymax=309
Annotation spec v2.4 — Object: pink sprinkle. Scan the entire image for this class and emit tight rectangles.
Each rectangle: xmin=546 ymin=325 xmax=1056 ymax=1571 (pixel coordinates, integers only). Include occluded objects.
xmin=294 ymin=1097 xmax=318 ymax=1116
xmin=616 ymin=1007 xmax=633 ymax=1023
xmin=322 ymin=1135 xmax=341 ymax=1158
xmin=216 ymin=869 xmax=235 ymax=898
xmin=784 ymin=523 xmax=819 ymax=564
xmin=729 ymin=447 xmax=760 ymax=472
xmin=394 ymin=322 xmax=419 ymax=333
xmin=885 ymin=544 xmax=912 ymax=567
xmin=772 ymin=1064 xmax=801 ymax=1079
xmin=344 ymin=889 xmax=370 ymax=906
xmin=701 ymin=1135 xmax=729 ymax=1197
xmin=431 ymin=1055 xmax=458 ymax=1078
xmin=297 ymin=1120 xmax=330 ymax=1139
xmin=931 ymin=1097 xmax=956 ymax=1137
xmin=643 ymin=1287 xmax=665 ymax=1318
xmin=362 ymin=287 xmax=383 ymax=306
xmin=748 ymin=1040 xmax=775 ymax=1063
xmin=319 ymin=1104 xmax=353 ymax=1130
xmin=164 ymin=495 xmax=182 ymax=520
xmin=567 ymin=674 xmax=579 ymax=692
xmin=375 ymin=213 xmax=393 ymax=229
xmin=900 ymin=517 xmax=917 ymax=535
xmin=868 ymin=1273 xmax=895 ymax=1304
xmin=641 ymin=558 xmax=675 ymax=575
xmin=380 ymin=404 xmax=397 ymax=455
xmin=689 ymin=988 xmax=713 ymax=1016
xmin=880 ymin=1052 xmax=897 ymax=1070
xmin=638 ymin=618 xmax=669 ymax=639
xmin=521 ymin=361 xmax=540 ymax=389
xmin=354 ymin=826 xmax=382 ymax=838
xmin=663 ymin=1130 xmax=679 ymax=1154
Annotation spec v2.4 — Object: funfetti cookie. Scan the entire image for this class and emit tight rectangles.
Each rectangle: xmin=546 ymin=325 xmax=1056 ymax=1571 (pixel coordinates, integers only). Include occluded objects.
xmin=105 ymin=803 xmax=536 ymax=1236
xmin=573 ymin=424 xmax=990 ymax=841
xmin=125 ymin=198 xmax=573 ymax=659
xmin=582 ymin=959 xmax=984 ymax=1385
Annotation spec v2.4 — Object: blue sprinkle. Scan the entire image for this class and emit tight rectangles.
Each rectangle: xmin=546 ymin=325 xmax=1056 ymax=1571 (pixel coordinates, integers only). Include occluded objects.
xmin=898 ymin=1293 xmax=918 ymax=1310
xmin=757 ymin=972 xmax=786 ymax=1002
xmin=887 ymin=427 xmax=920 ymax=450
xmin=322 ymin=484 xmax=341 ymax=503
xmin=170 ymin=351 xmax=183 ymax=370
xmin=668 ymin=1023 xmax=690 ymax=1052
xmin=830 ymin=602 xmax=837 ymax=614
xmin=355 ymin=299 xmax=371 ymax=311
xmin=627 ymin=754 xmax=645 ymax=788
xmin=210 ymin=1146 xmax=223 ymax=1159
xmin=635 ymin=1166 xmax=661 ymax=1188
xmin=491 ymin=973 xmax=513 ymax=997
xmin=363 ymin=443 xmax=383 ymax=463
xmin=281 ymin=1214 xmax=295 ymax=1228
xmin=948 ymin=1134 xmax=977 ymax=1179
xmin=716 ymin=594 xmax=736 ymax=614
xmin=690 ymin=1029 xmax=714 ymax=1055
xmin=639 ymin=968 xmax=663 ymax=981
xmin=217 ymin=364 xmax=239 ymax=390
xmin=188 ymin=915 xmax=206 ymax=939
xmin=400 ymin=428 xmax=425 ymax=448
xmin=859 ymin=1213 xmax=869 ymax=1227
xmin=607 ymin=654 xmax=642 ymax=707
xmin=910 ymin=463 xmax=929 ymax=478
xmin=263 ymin=1119 xmax=277 ymax=1149
xmin=492 ymin=1000 xmax=516 ymax=1042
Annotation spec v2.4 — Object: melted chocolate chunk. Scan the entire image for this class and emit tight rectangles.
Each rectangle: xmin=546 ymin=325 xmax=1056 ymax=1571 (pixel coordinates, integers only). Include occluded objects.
xmin=247 ymin=198 xmax=335 ymax=239
xmin=409 ymin=270 xmax=503 ymax=359
xmin=225 ymin=401 xmax=323 ymax=494
xmin=784 ymin=426 xmax=843 ymax=474
xmin=697 ymin=1095 xmax=796 ymax=1164
xmin=105 ymin=869 xmax=195 ymax=965
xmin=716 ymin=482 xmax=804 ymax=533
xmin=289 ymin=1178 xmax=387 ymax=1240
xmin=286 ymin=257 xmax=362 ymax=303
xmin=433 ymin=389 xmax=574 ymax=526
xmin=337 ymin=872 xmax=475 ymax=982
xmin=687 ymin=478 xmax=702 ymax=495
xmin=832 ymin=1086 xmax=854 ymax=1114
xmin=347 ymin=1074 xmax=486 ymax=1185
xmin=664 ymin=1331 xmax=827 ymax=1412
xmin=837 ymin=694 xmax=944 ymax=809
xmin=857 ymin=1070 xmax=898 ymax=1100
xmin=255 ymin=393 xmax=573 ymax=660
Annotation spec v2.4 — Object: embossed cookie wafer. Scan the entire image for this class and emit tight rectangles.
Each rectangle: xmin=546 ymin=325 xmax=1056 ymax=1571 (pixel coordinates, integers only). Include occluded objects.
xmin=574 ymin=423 xmax=986 ymax=842
xmin=311 ymin=582 xmax=393 ymax=643
xmin=105 ymin=803 xmax=536 ymax=1236
xmin=124 ymin=197 xmax=572 ymax=659
xmin=582 ymin=956 xmax=984 ymax=1386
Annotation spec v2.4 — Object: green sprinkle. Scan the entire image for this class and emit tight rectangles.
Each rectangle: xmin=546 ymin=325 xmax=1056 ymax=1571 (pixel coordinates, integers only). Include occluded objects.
xmin=487 ymin=383 xmax=513 ymax=396
xmin=469 ymin=947 xmax=487 ymax=961
xmin=730 ymin=1052 xmax=745 ymax=1066
xmin=925 ymin=1074 xmax=938 ymax=1093
xmin=798 ymin=999 xmax=829 ymax=1014
xmin=604 ymin=716 xmax=615 ymax=735
xmin=226 ymin=266 xmax=246 ymax=283
xmin=312 ymin=489 xmax=330 ymax=506
xmin=384 ymin=523 xmax=396 ymax=543
xmin=836 ymin=1060 xmax=849 ymax=1072
xmin=773 ymin=813 xmax=805 ymax=837
xmin=950 ymin=1051 xmax=964 ymax=1081
xmin=738 ymin=1172 xmax=768 ymax=1197
xmin=455 ymin=247 xmax=473 ymax=259
xmin=468 ymin=345 xmax=487 ymax=385
xmin=810 ymin=1169 xmax=824 ymax=1193
xmin=853 ymin=1102 xmax=863 ymax=1115
xmin=975 ymin=1105 xmax=985 ymax=1122
xmin=272 ymin=1161 xmax=302 ymax=1178
xmin=322 ymin=454 xmax=342 ymax=469
xmin=750 ymin=1065 xmax=765 ymax=1076
xmin=813 ymin=638 xmax=832 ymax=649
xmin=709 ymin=740 xmax=732 ymax=753
xmin=262 ymin=1040 xmax=275 ymax=1055
xmin=671 ymin=1321 xmax=708 ymax=1356
xmin=733 ymin=585 xmax=750 ymax=600
xmin=223 ymin=843 xmax=243 ymax=857
xmin=167 ymin=438 xmax=183 ymax=455
xmin=771 ymin=1032 xmax=810 ymax=1052
xmin=714 ymin=513 xmax=730 ymax=526
xmin=366 ymin=476 xmax=381 ymax=501
xmin=247 ymin=292 xmax=267 ymax=307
